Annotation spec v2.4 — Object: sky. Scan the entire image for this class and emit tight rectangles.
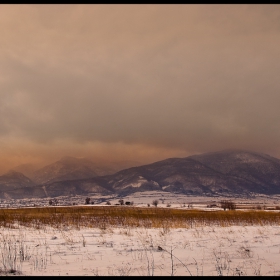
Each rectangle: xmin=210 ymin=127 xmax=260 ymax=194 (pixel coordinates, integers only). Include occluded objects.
xmin=1 ymin=4 xmax=280 ymax=174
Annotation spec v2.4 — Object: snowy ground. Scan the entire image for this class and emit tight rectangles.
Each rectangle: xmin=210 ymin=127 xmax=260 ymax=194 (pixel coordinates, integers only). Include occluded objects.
xmin=1 ymin=192 xmax=280 ymax=276
xmin=1 ymin=223 xmax=280 ymax=276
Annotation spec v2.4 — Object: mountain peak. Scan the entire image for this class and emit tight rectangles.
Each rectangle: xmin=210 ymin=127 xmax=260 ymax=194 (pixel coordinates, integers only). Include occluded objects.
xmin=59 ymin=156 xmax=87 ymax=163
xmin=0 ymin=170 xmax=35 ymax=192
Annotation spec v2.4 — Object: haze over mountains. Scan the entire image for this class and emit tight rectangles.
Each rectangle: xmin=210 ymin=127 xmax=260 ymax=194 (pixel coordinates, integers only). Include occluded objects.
xmin=1 ymin=149 xmax=280 ymax=199
xmin=11 ymin=157 xmax=141 ymax=185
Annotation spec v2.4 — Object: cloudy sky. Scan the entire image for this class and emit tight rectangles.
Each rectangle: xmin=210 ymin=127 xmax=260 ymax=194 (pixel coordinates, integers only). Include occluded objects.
xmin=1 ymin=4 xmax=280 ymax=173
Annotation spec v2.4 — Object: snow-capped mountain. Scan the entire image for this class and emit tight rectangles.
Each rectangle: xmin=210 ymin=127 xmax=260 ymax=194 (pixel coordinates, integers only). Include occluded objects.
xmin=2 ymin=149 xmax=280 ymax=199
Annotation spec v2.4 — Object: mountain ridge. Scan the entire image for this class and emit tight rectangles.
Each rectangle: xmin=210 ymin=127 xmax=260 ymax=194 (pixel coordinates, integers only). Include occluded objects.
xmin=9 ymin=157 xmax=142 ymax=184
xmin=1 ymin=149 xmax=280 ymax=199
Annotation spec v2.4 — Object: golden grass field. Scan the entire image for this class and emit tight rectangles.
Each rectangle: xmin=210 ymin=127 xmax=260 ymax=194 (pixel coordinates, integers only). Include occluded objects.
xmin=1 ymin=205 xmax=280 ymax=229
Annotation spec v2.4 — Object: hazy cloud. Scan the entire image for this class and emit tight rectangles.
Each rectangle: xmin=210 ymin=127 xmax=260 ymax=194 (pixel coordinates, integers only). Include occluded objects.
xmin=1 ymin=4 xmax=280 ymax=173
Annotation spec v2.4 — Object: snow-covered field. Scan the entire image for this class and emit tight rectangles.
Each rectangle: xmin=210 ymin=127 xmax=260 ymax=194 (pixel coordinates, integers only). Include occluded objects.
xmin=1 ymin=223 xmax=280 ymax=276
xmin=1 ymin=192 xmax=280 ymax=276
xmin=2 ymin=191 xmax=280 ymax=209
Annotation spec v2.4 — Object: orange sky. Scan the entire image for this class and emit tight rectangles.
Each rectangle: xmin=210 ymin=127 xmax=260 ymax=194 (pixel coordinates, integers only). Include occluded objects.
xmin=1 ymin=4 xmax=280 ymax=174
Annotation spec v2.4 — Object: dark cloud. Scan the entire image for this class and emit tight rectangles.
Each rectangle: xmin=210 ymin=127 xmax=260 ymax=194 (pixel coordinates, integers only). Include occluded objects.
xmin=1 ymin=4 xmax=280 ymax=173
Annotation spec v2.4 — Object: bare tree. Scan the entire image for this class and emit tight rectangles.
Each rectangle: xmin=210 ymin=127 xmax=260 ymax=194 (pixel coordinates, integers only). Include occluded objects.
xmin=220 ymin=200 xmax=236 ymax=211
xmin=152 ymin=200 xmax=159 ymax=207
xmin=228 ymin=200 xmax=236 ymax=210
xmin=221 ymin=200 xmax=228 ymax=211
xmin=85 ymin=197 xmax=91 ymax=205
xmin=119 ymin=199 xmax=124 ymax=205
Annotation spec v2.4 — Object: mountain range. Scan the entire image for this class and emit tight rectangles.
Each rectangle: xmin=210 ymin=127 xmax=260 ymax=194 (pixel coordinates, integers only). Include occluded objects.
xmin=1 ymin=149 xmax=280 ymax=199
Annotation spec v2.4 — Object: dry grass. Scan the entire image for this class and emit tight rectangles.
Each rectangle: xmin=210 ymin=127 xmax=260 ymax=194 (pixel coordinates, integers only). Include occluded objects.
xmin=0 ymin=206 xmax=280 ymax=229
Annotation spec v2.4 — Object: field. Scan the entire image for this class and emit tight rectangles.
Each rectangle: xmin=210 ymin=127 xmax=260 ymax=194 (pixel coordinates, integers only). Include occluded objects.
xmin=1 ymin=193 xmax=280 ymax=276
